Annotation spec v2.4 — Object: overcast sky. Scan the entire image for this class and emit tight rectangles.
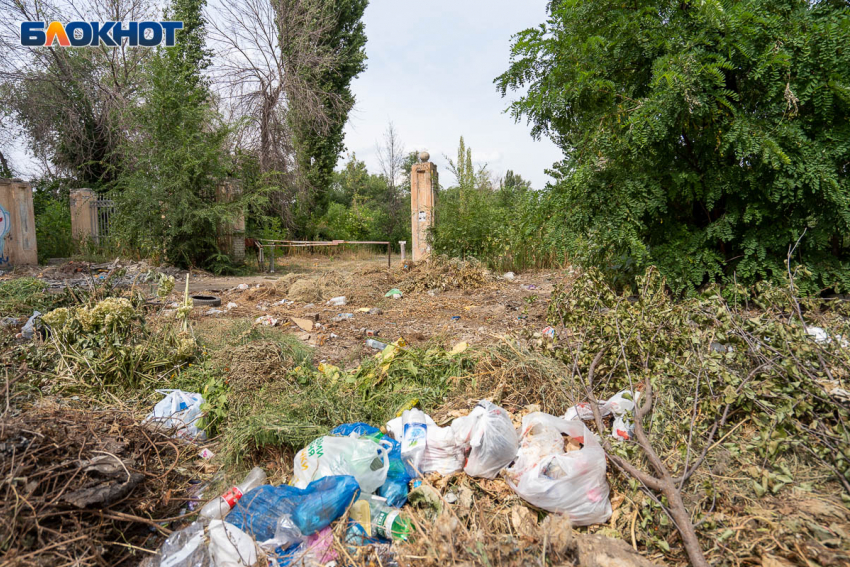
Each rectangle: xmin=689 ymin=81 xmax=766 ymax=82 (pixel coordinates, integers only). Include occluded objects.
xmin=342 ymin=0 xmax=562 ymax=189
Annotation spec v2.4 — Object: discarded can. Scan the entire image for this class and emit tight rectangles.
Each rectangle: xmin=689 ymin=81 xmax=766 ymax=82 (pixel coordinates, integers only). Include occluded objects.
xmin=363 ymin=329 xmax=379 ymax=337
xmin=542 ymin=326 xmax=556 ymax=339
xmin=366 ymin=338 xmax=388 ymax=350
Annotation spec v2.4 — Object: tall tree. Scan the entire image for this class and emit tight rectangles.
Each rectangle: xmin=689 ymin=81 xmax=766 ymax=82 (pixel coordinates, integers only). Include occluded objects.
xmin=116 ymin=0 xmax=232 ymax=267
xmin=498 ymin=0 xmax=850 ymax=294
xmin=285 ymin=0 xmax=368 ymax=226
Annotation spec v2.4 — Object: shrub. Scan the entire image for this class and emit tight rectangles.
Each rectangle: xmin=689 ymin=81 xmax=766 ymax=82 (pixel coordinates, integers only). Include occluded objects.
xmin=498 ymin=0 xmax=850 ymax=293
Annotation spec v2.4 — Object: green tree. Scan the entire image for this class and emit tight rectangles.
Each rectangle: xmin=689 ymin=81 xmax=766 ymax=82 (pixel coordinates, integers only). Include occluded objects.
xmin=497 ymin=0 xmax=850 ymax=294
xmin=288 ymin=0 xmax=368 ymax=224
xmin=115 ymin=0 xmax=237 ymax=268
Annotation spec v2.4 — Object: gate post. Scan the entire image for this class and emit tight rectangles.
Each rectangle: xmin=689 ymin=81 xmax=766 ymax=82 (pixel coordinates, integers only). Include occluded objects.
xmin=0 ymin=178 xmax=38 ymax=266
xmin=410 ymin=152 xmax=437 ymax=262
xmin=70 ymin=188 xmax=96 ymax=243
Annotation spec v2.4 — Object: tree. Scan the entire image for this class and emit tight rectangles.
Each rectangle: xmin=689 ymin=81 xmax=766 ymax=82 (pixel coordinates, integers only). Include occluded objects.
xmin=115 ymin=0 xmax=235 ymax=267
xmin=0 ymin=0 xmax=154 ymax=186
xmin=497 ymin=0 xmax=850 ymax=294
xmin=376 ymin=122 xmax=408 ymax=245
xmin=286 ymin=0 xmax=368 ymax=225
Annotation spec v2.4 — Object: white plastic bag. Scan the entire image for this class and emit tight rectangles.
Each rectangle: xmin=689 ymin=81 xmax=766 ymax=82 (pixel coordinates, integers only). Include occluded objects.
xmin=420 ymin=425 xmax=465 ymax=475
xmin=506 ymin=413 xmax=611 ymax=526
xmin=563 ymin=390 xmax=638 ymax=442
xmin=386 ymin=414 xmax=464 ymax=475
xmin=451 ymin=400 xmax=518 ymax=479
xmin=208 ymin=520 xmax=262 ymax=566
xmin=293 ymin=436 xmax=389 ymax=494
xmin=159 ymin=520 xmax=261 ymax=567
xmin=147 ymin=389 xmax=206 ymax=440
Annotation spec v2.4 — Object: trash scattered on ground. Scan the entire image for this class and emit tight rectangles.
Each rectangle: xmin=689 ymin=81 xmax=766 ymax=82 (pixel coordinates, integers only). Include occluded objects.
xmin=327 ymin=295 xmax=347 ymax=306
xmin=20 ymin=310 xmax=41 ymax=339
xmin=201 ymin=467 xmax=268 ymax=520
xmin=226 ymin=301 xmax=238 ymax=310
xmin=503 ymin=272 xmax=515 ymax=280
xmin=199 ymin=448 xmax=216 ymax=459
xmin=506 ymin=412 xmax=612 ymax=525
xmin=366 ymin=338 xmax=388 ymax=350
xmin=146 ymin=389 xmax=207 ymax=440
xmin=294 ymin=435 xmax=389 ymax=495
xmin=563 ymin=389 xmax=638 ymax=440
xmin=334 ymin=313 xmax=355 ymax=321
xmin=159 ymin=519 xmax=262 ymax=567
xmin=368 ymin=307 xmax=383 ymax=315
xmin=541 ymin=325 xmax=556 ymax=339
xmin=205 ymin=307 xmax=225 ymax=316
xmin=255 ymin=315 xmax=279 ymax=327
xmin=0 ymin=316 xmax=19 ymax=327
xmin=236 ymin=283 xmax=249 ymax=290
xmin=452 ymin=400 xmax=519 ymax=478
xmin=291 ymin=317 xmax=314 ymax=332
xmin=451 ymin=315 xmax=461 ymax=321
xmin=385 ymin=288 xmax=403 ymax=299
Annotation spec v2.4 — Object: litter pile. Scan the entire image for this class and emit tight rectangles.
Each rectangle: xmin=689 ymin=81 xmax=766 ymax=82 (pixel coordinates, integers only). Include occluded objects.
xmin=0 ymin=406 xmax=194 ymax=565
xmin=148 ymin=398 xmax=615 ymax=566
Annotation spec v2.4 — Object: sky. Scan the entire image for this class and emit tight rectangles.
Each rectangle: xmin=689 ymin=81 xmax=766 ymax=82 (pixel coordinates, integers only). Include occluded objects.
xmin=6 ymin=0 xmax=564 ymax=188
xmin=341 ymin=0 xmax=562 ymax=189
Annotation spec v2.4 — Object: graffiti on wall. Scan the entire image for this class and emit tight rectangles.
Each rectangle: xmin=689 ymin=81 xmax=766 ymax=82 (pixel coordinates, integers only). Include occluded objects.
xmin=0 ymin=204 xmax=10 ymax=265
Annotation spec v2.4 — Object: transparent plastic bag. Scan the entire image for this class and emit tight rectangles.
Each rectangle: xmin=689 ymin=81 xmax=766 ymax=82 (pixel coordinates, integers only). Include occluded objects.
xmin=451 ymin=400 xmax=518 ymax=478
xmin=293 ymin=436 xmax=389 ymax=495
xmin=159 ymin=520 xmax=261 ymax=567
xmin=506 ymin=413 xmax=611 ymax=526
xmin=146 ymin=389 xmax=206 ymax=440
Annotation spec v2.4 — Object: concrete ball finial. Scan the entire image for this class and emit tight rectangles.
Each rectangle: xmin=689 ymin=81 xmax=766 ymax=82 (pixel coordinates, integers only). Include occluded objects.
xmin=419 ymin=151 xmax=430 ymax=163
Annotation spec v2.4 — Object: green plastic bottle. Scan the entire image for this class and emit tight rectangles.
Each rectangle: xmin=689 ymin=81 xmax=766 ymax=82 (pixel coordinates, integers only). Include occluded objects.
xmin=369 ymin=495 xmax=413 ymax=541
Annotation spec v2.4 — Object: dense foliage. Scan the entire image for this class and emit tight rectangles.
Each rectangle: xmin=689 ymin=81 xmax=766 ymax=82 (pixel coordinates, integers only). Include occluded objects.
xmin=432 ymin=137 xmax=565 ymax=272
xmin=498 ymin=0 xmax=850 ymax=293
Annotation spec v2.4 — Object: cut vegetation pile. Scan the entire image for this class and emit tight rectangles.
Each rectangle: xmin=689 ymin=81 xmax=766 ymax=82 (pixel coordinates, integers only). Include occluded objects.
xmin=399 ymin=255 xmax=492 ymax=294
xmin=270 ymin=269 xmax=381 ymax=304
xmin=0 ymin=406 xmax=194 ymax=566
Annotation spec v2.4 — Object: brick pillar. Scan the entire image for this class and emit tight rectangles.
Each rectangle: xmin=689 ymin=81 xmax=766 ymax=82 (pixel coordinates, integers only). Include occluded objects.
xmin=410 ymin=153 xmax=437 ymax=262
xmin=70 ymin=188 xmax=96 ymax=243
xmin=0 ymin=178 xmax=38 ymax=266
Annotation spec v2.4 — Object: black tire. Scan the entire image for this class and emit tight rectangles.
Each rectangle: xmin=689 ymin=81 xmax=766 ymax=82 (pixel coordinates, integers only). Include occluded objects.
xmin=190 ymin=295 xmax=222 ymax=307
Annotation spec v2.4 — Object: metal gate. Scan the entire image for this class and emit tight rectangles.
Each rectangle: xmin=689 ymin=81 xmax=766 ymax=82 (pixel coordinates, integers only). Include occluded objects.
xmin=92 ymin=197 xmax=114 ymax=245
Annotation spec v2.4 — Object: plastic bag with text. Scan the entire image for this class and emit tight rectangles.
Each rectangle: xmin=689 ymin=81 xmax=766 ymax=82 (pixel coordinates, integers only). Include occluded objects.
xmin=293 ymin=436 xmax=389 ymax=495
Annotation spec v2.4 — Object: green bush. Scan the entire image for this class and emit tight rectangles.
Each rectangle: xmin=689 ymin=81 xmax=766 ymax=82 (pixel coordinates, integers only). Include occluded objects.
xmin=498 ymin=0 xmax=850 ymax=293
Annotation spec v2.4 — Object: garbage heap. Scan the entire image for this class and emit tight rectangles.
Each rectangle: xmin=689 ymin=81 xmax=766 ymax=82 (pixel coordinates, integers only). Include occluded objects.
xmin=154 ymin=398 xmax=622 ymax=567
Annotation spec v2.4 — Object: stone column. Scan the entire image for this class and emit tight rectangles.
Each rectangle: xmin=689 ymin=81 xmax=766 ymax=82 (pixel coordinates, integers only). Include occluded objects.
xmin=70 ymin=188 xmax=96 ymax=242
xmin=0 ymin=178 xmax=38 ymax=266
xmin=410 ymin=152 xmax=437 ymax=262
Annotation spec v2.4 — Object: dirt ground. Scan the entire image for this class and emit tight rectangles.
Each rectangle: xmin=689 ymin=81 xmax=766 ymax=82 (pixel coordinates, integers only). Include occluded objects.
xmin=184 ymin=254 xmax=558 ymax=366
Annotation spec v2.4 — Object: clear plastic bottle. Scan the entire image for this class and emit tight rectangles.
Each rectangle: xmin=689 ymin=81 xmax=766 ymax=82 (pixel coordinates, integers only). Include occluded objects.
xmin=199 ymin=467 xmax=267 ymax=520
xmin=366 ymin=338 xmax=388 ymax=350
xmin=401 ymin=408 xmax=427 ymax=471
xmin=368 ymin=495 xmax=412 ymax=541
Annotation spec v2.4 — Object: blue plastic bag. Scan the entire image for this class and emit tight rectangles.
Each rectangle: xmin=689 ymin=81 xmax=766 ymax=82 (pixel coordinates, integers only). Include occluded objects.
xmin=227 ymin=475 xmax=360 ymax=542
xmin=330 ymin=423 xmax=414 ymax=507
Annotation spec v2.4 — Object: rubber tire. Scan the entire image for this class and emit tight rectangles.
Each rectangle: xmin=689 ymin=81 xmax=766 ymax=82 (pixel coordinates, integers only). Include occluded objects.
xmin=190 ymin=295 xmax=222 ymax=307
